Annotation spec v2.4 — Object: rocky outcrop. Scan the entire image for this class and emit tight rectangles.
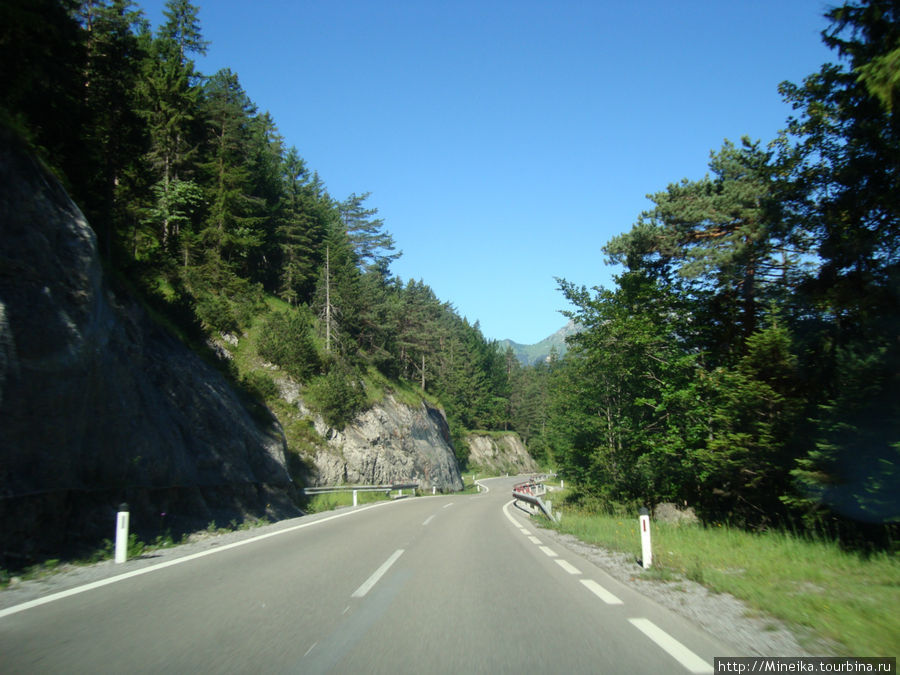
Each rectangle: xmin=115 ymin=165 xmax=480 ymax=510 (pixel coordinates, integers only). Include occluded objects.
xmin=295 ymin=394 xmax=463 ymax=492
xmin=653 ymin=502 xmax=700 ymax=525
xmin=466 ymin=432 xmax=538 ymax=475
xmin=0 ymin=131 xmax=301 ymax=566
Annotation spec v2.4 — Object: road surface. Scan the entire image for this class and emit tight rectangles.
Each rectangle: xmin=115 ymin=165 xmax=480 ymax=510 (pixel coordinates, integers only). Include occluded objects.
xmin=0 ymin=476 xmax=733 ymax=673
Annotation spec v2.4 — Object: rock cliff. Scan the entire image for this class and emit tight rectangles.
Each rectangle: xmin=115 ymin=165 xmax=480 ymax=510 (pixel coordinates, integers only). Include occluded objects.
xmin=281 ymin=387 xmax=463 ymax=492
xmin=0 ymin=131 xmax=301 ymax=566
xmin=466 ymin=432 xmax=538 ymax=475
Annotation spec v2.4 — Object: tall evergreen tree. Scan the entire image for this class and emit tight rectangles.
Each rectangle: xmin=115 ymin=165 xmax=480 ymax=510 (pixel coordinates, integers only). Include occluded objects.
xmin=137 ymin=5 xmax=205 ymax=259
xmin=76 ymin=0 xmax=148 ymax=259
xmin=605 ymin=138 xmax=787 ymax=361
xmin=199 ymin=68 xmax=265 ymax=270
xmin=776 ymin=0 xmax=900 ymax=534
xmin=158 ymin=0 xmax=208 ymax=64
xmin=340 ymin=192 xmax=401 ymax=273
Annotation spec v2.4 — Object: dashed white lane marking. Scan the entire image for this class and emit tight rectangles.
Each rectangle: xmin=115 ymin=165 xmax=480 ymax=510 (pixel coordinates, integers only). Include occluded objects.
xmin=304 ymin=642 xmax=317 ymax=657
xmin=422 ymin=515 xmax=435 ymax=526
xmin=502 ymin=496 xmax=711 ymax=673
xmin=539 ymin=546 xmax=558 ymax=558
xmin=351 ymin=549 xmax=405 ymax=598
xmin=580 ymin=579 xmax=624 ymax=605
xmin=443 ymin=503 xmax=454 ymax=509
xmin=628 ymin=618 xmax=713 ymax=674
xmin=555 ymin=559 xmax=581 ymax=575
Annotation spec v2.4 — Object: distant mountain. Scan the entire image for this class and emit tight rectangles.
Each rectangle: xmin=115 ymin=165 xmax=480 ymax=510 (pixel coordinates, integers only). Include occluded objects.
xmin=500 ymin=320 xmax=581 ymax=365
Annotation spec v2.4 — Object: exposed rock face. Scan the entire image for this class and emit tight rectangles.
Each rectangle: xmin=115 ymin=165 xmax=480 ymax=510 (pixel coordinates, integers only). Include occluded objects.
xmin=653 ymin=502 xmax=700 ymax=525
xmin=303 ymin=395 xmax=463 ymax=491
xmin=0 ymin=131 xmax=300 ymax=565
xmin=466 ymin=433 xmax=538 ymax=475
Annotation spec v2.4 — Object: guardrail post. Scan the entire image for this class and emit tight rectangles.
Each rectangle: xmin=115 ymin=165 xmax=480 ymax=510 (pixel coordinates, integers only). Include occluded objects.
xmin=639 ymin=507 xmax=652 ymax=569
xmin=115 ymin=503 xmax=129 ymax=564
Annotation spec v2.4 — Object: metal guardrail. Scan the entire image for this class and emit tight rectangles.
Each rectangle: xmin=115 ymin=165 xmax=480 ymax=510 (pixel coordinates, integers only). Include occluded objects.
xmin=303 ymin=482 xmax=419 ymax=496
xmin=512 ymin=478 xmax=558 ymax=522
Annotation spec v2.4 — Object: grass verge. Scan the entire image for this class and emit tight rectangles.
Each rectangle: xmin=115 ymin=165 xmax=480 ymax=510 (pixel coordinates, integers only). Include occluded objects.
xmin=543 ymin=500 xmax=899 ymax=657
xmin=303 ymin=490 xmax=392 ymax=513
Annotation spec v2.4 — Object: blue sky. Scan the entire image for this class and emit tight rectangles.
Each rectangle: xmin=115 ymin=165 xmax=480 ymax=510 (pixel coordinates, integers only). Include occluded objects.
xmin=140 ymin=0 xmax=837 ymax=344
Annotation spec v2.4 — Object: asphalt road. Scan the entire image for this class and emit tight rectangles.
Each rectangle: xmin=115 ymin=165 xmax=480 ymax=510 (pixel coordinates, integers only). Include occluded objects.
xmin=0 ymin=476 xmax=733 ymax=673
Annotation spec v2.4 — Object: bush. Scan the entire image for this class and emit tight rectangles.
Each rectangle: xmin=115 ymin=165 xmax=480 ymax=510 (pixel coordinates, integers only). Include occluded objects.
xmin=257 ymin=307 xmax=320 ymax=381
xmin=194 ymin=292 xmax=240 ymax=334
xmin=242 ymin=371 xmax=279 ymax=400
xmin=306 ymin=361 xmax=367 ymax=430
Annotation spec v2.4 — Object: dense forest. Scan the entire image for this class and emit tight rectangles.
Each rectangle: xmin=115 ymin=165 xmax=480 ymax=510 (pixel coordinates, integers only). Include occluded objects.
xmin=547 ymin=1 xmax=899 ymax=546
xmin=1 ymin=1 xmax=896 ymax=546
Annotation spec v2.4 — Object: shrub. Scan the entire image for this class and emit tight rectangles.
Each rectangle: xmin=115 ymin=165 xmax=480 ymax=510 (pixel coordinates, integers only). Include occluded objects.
xmin=242 ymin=370 xmax=278 ymax=400
xmin=257 ymin=307 xmax=320 ymax=381
xmin=306 ymin=362 xmax=367 ymax=430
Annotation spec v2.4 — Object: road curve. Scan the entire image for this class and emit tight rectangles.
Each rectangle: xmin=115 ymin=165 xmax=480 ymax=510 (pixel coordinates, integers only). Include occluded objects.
xmin=0 ymin=476 xmax=734 ymax=673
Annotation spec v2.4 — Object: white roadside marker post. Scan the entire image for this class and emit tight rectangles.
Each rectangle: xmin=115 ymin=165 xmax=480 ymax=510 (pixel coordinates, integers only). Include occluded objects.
xmin=432 ymin=486 xmax=436 ymax=495
xmin=115 ymin=503 xmax=129 ymax=564
xmin=639 ymin=507 xmax=652 ymax=569
xmin=353 ymin=490 xmax=358 ymax=507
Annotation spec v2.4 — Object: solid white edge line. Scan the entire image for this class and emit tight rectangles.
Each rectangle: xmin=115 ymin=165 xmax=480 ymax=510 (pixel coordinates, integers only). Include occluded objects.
xmin=0 ymin=499 xmax=409 ymax=620
xmin=555 ymin=559 xmax=581 ymax=575
xmin=580 ymin=579 xmax=624 ymax=605
xmin=502 ymin=499 xmax=520 ymax=524
xmin=628 ymin=618 xmax=713 ymax=674
xmin=351 ymin=549 xmax=405 ymax=598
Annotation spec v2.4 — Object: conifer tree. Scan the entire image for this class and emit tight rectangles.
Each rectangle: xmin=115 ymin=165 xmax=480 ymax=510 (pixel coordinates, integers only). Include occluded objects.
xmin=340 ymin=192 xmax=401 ymax=271
xmin=76 ymin=0 xmax=147 ymax=259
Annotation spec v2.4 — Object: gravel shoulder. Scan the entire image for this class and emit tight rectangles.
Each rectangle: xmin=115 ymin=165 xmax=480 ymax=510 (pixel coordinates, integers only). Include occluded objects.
xmin=535 ymin=521 xmax=839 ymax=657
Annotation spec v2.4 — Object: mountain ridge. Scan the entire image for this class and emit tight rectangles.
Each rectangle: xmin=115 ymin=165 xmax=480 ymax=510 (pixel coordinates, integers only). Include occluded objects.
xmin=499 ymin=320 xmax=580 ymax=365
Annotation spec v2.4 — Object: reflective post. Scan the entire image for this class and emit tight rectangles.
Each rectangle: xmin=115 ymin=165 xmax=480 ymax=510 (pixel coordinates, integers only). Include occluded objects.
xmin=639 ymin=507 xmax=652 ymax=569
xmin=115 ymin=503 xmax=129 ymax=564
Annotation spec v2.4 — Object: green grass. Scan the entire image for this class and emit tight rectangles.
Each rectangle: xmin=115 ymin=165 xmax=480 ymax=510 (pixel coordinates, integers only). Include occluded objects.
xmin=543 ymin=500 xmax=899 ymax=657
xmin=304 ymin=490 xmax=393 ymax=513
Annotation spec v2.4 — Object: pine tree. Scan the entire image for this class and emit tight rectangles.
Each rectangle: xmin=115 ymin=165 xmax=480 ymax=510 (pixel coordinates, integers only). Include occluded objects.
xmin=605 ymin=138 xmax=786 ymax=361
xmin=775 ymin=0 xmax=900 ymax=536
xmin=199 ymin=68 xmax=265 ymax=270
xmin=340 ymin=192 xmax=400 ymax=272
xmin=136 ymin=0 xmax=207 ymax=261
xmin=76 ymin=0 xmax=148 ymax=259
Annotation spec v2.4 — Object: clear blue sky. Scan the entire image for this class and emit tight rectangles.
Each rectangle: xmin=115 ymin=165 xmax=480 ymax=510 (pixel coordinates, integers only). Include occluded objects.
xmin=140 ymin=0 xmax=837 ymax=344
